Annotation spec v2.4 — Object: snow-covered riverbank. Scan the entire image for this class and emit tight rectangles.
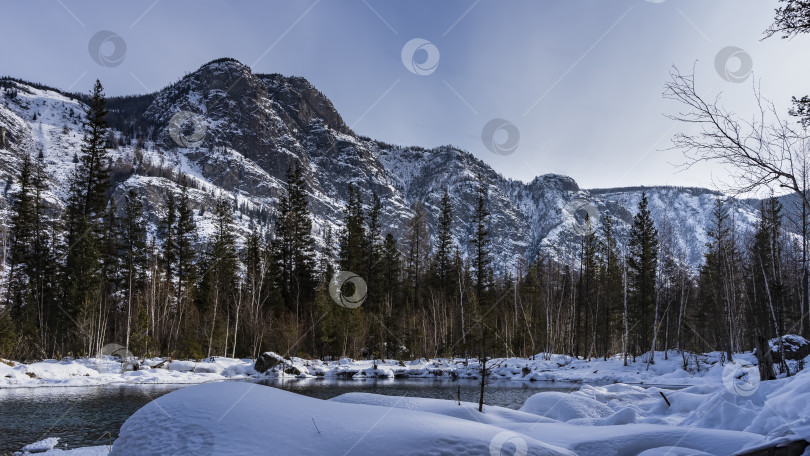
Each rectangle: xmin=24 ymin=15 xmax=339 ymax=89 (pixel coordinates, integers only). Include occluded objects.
xmin=14 ymin=363 xmax=810 ymax=456
xmin=5 ymin=348 xmax=810 ymax=455
xmin=0 ymin=349 xmax=785 ymax=388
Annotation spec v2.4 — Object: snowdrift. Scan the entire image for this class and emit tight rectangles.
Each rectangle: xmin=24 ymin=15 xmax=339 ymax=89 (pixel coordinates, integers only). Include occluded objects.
xmin=109 ymin=382 xmax=575 ymax=456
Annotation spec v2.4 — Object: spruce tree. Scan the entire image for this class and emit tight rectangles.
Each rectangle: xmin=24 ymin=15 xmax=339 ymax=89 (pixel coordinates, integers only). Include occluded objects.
xmin=627 ymin=192 xmax=658 ymax=360
xmin=30 ymin=151 xmax=57 ymax=352
xmin=61 ymin=79 xmax=112 ymax=355
xmin=163 ymin=191 xmax=177 ymax=287
xmin=435 ymin=188 xmax=453 ymax=294
xmin=470 ymin=175 xmax=492 ymax=304
xmin=120 ymin=189 xmax=147 ymax=356
xmin=271 ymin=166 xmax=316 ymax=317
xmin=338 ymin=184 xmax=366 ymax=274
xmin=380 ymin=232 xmax=402 ymax=358
xmin=578 ymin=217 xmax=598 ymax=358
xmin=199 ymin=198 xmax=239 ymax=358
xmin=6 ymin=155 xmax=35 ymax=319
xmin=366 ymin=193 xmax=383 ymax=302
xmin=175 ymin=177 xmax=198 ymax=304
xmin=598 ymin=212 xmax=622 ymax=359
xmin=699 ymin=200 xmax=741 ymax=360
xmin=405 ymin=200 xmax=429 ymax=312
xmin=750 ymin=197 xmax=787 ymax=376
xmin=6 ymin=155 xmax=38 ymax=355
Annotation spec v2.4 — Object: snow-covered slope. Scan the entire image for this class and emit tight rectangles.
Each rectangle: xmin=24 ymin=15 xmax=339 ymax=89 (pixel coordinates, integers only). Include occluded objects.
xmin=0 ymin=59 xmax=764 ymax=270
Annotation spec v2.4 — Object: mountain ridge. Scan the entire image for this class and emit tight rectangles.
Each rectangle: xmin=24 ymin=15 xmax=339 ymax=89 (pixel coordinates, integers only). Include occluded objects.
xmin=0 ymin=58 xmax=769 ymax=272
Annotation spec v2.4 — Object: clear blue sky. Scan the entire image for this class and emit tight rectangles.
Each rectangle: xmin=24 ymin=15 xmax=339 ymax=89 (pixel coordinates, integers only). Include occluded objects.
xmin=1 ymin=0 xmax=808 ymax=189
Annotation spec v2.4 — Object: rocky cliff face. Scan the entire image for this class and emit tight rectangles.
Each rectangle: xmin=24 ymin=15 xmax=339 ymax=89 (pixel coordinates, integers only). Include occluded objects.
xmin=0 ymin=58 xmax=765 ymax=271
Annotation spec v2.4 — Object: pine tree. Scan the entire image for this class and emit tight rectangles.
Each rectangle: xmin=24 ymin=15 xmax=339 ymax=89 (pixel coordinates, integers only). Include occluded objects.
xmin=30 ymin=151 xmax=57 ymax=352
xmin=749 ymin=197 xmax=787 ymax=376
xmin=120 ymin=189 xmax=147 ymax=357
xmin=598 ymin=212 xmax=622 ymax=359
xmin=243 ymin=227 xmax=267 ymax=358
xmin=5 ymin=155 xmax=38 ymax=355
xmin=365 ymin=193 xmax=385 ymax=356
xmin=332 ymin=184 xmax=368 ymax=356
xmin=699 ymin=200 xmax=742 ymax=360
xmin=271 ymin=166 xmax=316 ymax=318
xmin=435 ymin=188 xmax=453 ymax=294
xmin=627 ymin=193 xmax=658 ymax=360
xmin=162 ymin=191 xmax=177 ymax=288
xmin=175 ymin=177 xmax=198 ymax=305
xmin=405 ymin=200 xmax=429 ymax=312
xmin=6 ymin=155 xmax=35 ymax=319
xmin=338 ymin=184 xmax=366 ymax=275
xmin=366 ymin=193 xmax=383 ymax=302
xmin=199 ymin=198 xmax=239 ymax=358
xmin=577 ymin=217 xmax=598 ymax=358
xmin=470 ymin=175 xmax=491 ymax=304
xmin=60 ymin=79 xmax=112 ymax=355
xmin=380 ymin=232 xmax=402 ymax=358
xmin=76 ymin=80 xmax=112 ymax=220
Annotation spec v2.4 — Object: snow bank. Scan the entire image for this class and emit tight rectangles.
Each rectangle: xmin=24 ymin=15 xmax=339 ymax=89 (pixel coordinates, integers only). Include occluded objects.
xmin=0 ymin=357 xmax=255 ymax=388
xmin=322 ymin=390 xmax=764 ymax=455
xmin=109 ymin=382 xmax=575 ymax=456
xmin=519 ymin=391 xmax=614 ymax=423
xmin=742 ymin=368 xmax=810 ymax=450
xmin=28 ymin=355 xmax=810 ymax=455
xmin=13 ymin=437 xmax=107 ymax=456
xmin=3 ymin=349 xmax=793 ymax=389
xmin=330 ymin=392 xmax=560 ymax=425
xmin=19 ymin=437 xmax=59 ymax=453
xmin=109 ymin=382 xmax=765 ymax=455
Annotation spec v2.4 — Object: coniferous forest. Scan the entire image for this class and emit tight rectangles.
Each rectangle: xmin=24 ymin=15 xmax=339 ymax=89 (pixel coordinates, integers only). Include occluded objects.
xmin=0 ymin=78 xmax=808 ymax=378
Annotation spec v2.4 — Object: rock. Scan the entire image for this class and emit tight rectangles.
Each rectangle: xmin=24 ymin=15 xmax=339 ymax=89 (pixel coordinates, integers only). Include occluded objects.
xmin=737 ymin=439 xmax=809 ymax=456
xmin=254 ymin=352 xmax=285 ymax=373
xmin=769 ymin=335 xmax=810 ymax=364
xmin=254 ymin=351 xmax=303 ymax=375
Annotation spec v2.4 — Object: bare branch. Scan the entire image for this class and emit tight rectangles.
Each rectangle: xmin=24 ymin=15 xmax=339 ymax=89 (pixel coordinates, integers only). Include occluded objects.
xmin=664 ymin=66 xmax=810 ymax=211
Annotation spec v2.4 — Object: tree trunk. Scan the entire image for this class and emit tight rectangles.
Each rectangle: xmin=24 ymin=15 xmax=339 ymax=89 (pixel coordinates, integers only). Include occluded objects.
xmin=754 ymin=335 xmax=776 ymax=381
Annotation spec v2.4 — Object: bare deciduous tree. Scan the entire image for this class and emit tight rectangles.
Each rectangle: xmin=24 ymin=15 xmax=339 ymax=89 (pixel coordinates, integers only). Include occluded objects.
xmin=664 ymin=67 xmax=810 ymax=210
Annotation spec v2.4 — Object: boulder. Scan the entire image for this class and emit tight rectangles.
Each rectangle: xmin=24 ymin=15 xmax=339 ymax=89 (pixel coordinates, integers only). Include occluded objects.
xmin=254 ymin=352 xmax=303 ymax=375
xmin=254 ymin=352 xmax=285 ymax=373
xmin=767 ymin=335 xmax=810 ymax=363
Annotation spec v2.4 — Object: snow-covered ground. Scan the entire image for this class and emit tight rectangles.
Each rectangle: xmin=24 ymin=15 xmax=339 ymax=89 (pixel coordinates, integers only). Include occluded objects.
xmin=0 ymin=356 xmax=257 ymax=388
xmin=6 ymin=349 xmax=810 ymax=455
xmin=0 ymin=349 xmax=788 ymax=388
xmin=16 ymin=366 xmax=810 ymax=456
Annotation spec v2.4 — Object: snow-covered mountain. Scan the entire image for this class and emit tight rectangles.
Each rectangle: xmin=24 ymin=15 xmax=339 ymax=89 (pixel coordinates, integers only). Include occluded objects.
xmin=0 ymin=58 xmax=764 ymax=271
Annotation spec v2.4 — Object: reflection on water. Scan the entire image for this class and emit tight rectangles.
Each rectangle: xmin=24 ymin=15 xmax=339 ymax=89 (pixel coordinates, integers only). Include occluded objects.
xmin=0 ymin=384 xmax=185 ymax=453
xmin=0 ymin=378 xmax=580 ymax=452
xmin=255 ymin=377 xmax=582 ymax=409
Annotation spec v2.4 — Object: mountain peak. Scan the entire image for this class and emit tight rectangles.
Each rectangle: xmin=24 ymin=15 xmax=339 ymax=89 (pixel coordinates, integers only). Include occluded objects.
xmin=197 ymin=57 xmax=251 ymax=73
